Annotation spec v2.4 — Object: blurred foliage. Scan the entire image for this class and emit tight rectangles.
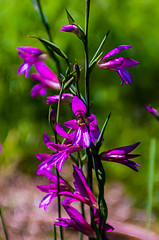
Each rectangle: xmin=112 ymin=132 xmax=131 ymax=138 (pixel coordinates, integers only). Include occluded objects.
xmin=0 ymin=0 xmax=159 ymax=221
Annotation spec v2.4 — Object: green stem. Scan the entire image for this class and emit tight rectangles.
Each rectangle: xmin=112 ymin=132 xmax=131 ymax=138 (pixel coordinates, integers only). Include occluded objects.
xmin=54 ymin=225 xmax=57 ymax=240
xmin=146 ymin=139 xmax=156 ymax=240
xmin=84 ymin=0 xmax=90 ymax=115
xmin=37 ymin=0 xmax=52 ymax=42
xmin=36 ymin=0 xmax=62 ymax=75
xmin=0 ymin=209 xmax=8 ymax=240
xmin=55 ymin=167 xmax=63 ymax=240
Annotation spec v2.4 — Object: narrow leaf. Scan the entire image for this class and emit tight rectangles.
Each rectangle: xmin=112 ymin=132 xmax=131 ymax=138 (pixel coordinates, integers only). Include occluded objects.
xmin=96 ymin=113 xmax=111 ymax=151
xmin=89 ymin=52 xmax=103 ymax=73
xmin=32 ymin=36 xmax=68 ymax=60
xmin=90 ymin=30 xmax=110 ymax=64
xmin=65 ymin=8 xmax=75 ymax=24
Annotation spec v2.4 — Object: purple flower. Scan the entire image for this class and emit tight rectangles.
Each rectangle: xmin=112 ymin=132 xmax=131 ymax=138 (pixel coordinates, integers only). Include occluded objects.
xmin=36 ymin=124 xmax=82 ymax=173
xmin=61 ymin=24 xmax=80 ymax=34
xmin=61 ymin=24 xmax=85 ymax=40
xmin=145 ymin=106 xmax=159 ymax=120
xmin=54 ymin=202 xmax=96 ymax=238
xmin=0 ymin=144 xmax=2 ymax=153
xmin=30 ymin=61 xmax=60 ymax=97
xmin=46 ymin=93 xmax=73 ymax=104
xmin=100 ymin=142 xmax=141 ymax=171
xmin=59 ymin=165 xmax=98 ymax=208
xmin=64 ymin=96 xmax=101 ymax=148
xmin=17 ymin=46 xmax=47 ymax=78
xmin=37 ymin=171 xmax=73 ymax=210
xmin=97 ymin=45 xmax=139 ymax=85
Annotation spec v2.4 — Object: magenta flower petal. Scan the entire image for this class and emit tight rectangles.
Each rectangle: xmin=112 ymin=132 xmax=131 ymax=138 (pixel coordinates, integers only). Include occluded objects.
xmin=72 ymin=96 xmax=87 ymax=116
xmin=30 ymin=83 xmax=47 ymax=97
xmin=73 ymin=125 xmax=91 ymax=148
xmin=17 ymin=46 xmax=46 ymax=78
xmin=59 ymin=203 xmax=96 ymax=238
xmin=34 ymin=61 xmax=58 ymax=82
xmin=119 ymin=58 xmax=139 ymax=67
xmin=61 ymin=25 xmax=80 ymax=34
xmin=103 ymin=45 xmax=132 ymax=59
xmin=31 ymin=70 xmax=60 ymax=90
xmin=43 ymin=132 xmax=69 ymax=151
xmin=36 ymin=153 xmax=51 ymax=161
xmin=56 ymin=123 xmax=74 ymax=141
xmin=117 ymin=68 xmax=132 ymax=85
xmin=100 ymin=142 xmax=141 ymax=171
xmin=64 ymin=119 xmax=78 ymax=129
xmin=73 ymin=165 xmax=97 ymax=207
xmin=145 ymin=106 xmax=159 ymax=120
xmin=39 ymin=193 xmax=56 ymax=211
xmin=17 ymin=46 xmax=43 ymax=55
xmin=18 ymin=62 xmax=31 ymax=78
xmin=97 ymin=45 xmax=138 ymax=85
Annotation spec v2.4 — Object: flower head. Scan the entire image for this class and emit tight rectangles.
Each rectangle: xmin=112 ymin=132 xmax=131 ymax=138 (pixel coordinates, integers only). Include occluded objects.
xmin=100 ymin=142 xmax=141 ymax=171
xmin=97 ymin=45 xmax=139 ymax=85
xmin=64 ymin=96 xmax=101 ymax=148
xmin=17 ymin=46 xmax=47 ymax=78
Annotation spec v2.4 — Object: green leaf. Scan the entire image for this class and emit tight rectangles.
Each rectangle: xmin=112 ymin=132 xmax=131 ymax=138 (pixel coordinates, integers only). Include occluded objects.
xmin=32 ymin=0 xmax=49 ymax=26
xmin=65 ymin=8 xmax=76 ymax=24
xmin=63 ymin=77 xmax=75 ymax=90
xmin=90 ymin=30 xmax=110 ymax=64
xmin=32 ymin=36 xmax=68 ymax=60
xmin=89 ymin=52 xmax=103 ymax=73
xmin=96 ymin=113 xmax=111 ymax=151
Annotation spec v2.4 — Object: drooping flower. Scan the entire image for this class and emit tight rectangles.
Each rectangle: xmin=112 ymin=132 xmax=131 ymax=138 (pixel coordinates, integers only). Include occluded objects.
xmin=17 ymin=46 xmax=47 ymax=78
xmin=46 ymin=93 xmax=73 ymax=104
xmin=100 ymin=142 xmax=141 ymax=171
xmin=37 ymin=170 xmax=73 ymax=211
xmin=59 ymin=165 xmax=98 ymax=208
xmin=54 ymin=202 xmax=96 ymax=238
xmin=145 ymin=106 xmax=159 ymax=121
xmin=64 ymin=96 xmax=101 ymax=148
xmin=30 ymin=61 xmax=60 ymax=97
xmin=36 ymin=124 xmax=81 ymax=174
xmin=97 ymin=45 xmax=139 ymax=85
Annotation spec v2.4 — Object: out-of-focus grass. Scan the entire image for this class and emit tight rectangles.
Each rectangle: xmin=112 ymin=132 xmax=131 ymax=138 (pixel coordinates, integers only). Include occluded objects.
xmin=146 ymin=139 xmax=156 ymax=239
xmin=0 ymin=0 xmax=159 ymax=223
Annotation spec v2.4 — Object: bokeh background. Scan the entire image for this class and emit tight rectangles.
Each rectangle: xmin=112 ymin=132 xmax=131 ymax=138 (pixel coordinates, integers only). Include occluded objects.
xmin=0 ymin=0 xmax=159 ymax=237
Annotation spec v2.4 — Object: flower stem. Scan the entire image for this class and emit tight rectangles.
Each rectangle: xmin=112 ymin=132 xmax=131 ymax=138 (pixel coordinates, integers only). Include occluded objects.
xmin=84 ymin=0 xmax=90 ymax=115
xmin=35 ymin=0 xmax=62 ymax=75
xmin=0 ymin=209 xmax=8 ymax=240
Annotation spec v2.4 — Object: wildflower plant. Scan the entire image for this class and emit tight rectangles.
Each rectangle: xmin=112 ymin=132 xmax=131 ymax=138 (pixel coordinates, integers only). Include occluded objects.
xmin=17 ymin=0 xmax=140 ymax=239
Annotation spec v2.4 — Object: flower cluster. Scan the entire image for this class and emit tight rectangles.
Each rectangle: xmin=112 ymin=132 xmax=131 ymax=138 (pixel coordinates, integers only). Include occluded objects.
xmin=16 ymin=3 xmax=141 ymax=239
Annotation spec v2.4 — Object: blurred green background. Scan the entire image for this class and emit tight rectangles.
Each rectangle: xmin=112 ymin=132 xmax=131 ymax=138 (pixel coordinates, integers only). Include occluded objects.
xmin=0 ymin=0 xmax=159 ymax=225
